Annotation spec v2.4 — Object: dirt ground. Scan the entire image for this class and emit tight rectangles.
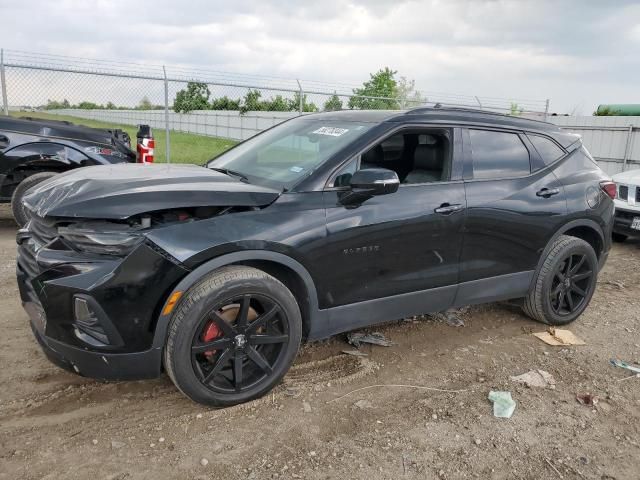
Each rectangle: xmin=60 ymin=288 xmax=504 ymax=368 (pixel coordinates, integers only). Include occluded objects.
xmin=0 ymin=205 xmax=639 ymax=480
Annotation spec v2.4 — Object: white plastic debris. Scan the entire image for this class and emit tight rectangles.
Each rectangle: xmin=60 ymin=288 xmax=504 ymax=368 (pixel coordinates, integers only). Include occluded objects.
xmin=510 ymin=370 xmax=556 ymax=388
xmin=488 ymin=391 xmax=516 ymax=418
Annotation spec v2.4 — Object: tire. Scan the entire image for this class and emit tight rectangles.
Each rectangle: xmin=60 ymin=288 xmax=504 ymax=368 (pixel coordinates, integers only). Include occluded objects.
xmin=522 ymin=235 xmax=598 ymax=326
xmin=612 ymin=232 xmax=627 ymax=243
xmin=164 ymin=266 xmax=302 ymax=407
xmin=11 ymin=171 xmax=59 ymax=227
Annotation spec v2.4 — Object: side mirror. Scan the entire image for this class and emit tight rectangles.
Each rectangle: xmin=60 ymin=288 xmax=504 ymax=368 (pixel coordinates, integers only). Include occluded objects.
xmin=339 ymin=168 xmax=400 ymax=206
xmin=350 ymin=168 xmax=400 ymax=196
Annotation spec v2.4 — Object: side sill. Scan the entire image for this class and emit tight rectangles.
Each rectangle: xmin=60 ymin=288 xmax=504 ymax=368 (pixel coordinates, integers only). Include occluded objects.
xmin=452 ymin=270 xmax=534 ymax=308
xmin=309 ymin=270 xmax=534 ymax=341
xmin=324 ymin=283 xmax=457 ymax=338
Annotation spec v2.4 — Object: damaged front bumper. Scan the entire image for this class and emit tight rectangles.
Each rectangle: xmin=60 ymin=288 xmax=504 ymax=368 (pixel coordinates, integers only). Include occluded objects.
xmin=27 ymin=318 xmax=164 ymax=380
xmin=17 ymin=233 xmax=189 ymax=380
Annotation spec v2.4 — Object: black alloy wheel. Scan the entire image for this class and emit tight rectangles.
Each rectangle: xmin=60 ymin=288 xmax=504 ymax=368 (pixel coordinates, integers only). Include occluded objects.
xmin=523 ymin=235 xmax=598 ymax=326
xmin=164 ymin=266 xmax=302 ymax=407
xmin=549 ymin=253 xmax=594 ymax=316
xmin=191 ymin=294 xmax=290 ymax=394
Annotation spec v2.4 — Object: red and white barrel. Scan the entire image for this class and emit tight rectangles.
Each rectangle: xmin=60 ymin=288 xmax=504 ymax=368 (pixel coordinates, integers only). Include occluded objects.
xmin=136 ymin=125 xmax=154 ymax=163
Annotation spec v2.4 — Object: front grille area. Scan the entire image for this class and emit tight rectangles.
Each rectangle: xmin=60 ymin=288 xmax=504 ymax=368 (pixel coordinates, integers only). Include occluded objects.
xmin=18 ymin=215 xmax=59 ymax=280
xmin=18 ymin=243 xmax=39 ymax=279
xmin=618 ymin=185 xmax=628 ymax=201
xmin=29 ymin=215 xmax=58 ymax=247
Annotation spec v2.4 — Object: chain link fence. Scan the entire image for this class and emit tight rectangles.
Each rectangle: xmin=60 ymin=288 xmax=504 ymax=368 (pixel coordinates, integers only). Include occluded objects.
xmin=0 ymin=49 xmax=551 ymax=163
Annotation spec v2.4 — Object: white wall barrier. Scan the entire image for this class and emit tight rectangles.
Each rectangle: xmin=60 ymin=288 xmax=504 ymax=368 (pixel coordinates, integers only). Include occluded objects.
xmin=51 ymin=109 xmax=640 ymax=176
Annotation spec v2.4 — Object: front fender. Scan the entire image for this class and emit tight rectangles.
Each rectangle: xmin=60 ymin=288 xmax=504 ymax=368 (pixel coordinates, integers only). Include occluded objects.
xmin=150 ymin=250 xmax=326 ymax=349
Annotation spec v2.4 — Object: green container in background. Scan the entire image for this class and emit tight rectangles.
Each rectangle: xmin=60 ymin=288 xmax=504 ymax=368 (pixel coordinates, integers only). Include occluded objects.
xmin=596 ymin=104 xmax=640 ymax=116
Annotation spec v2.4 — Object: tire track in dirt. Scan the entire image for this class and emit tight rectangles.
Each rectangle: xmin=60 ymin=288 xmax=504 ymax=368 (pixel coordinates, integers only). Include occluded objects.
xmin=0 ymin=354 xmax=378 ymax=438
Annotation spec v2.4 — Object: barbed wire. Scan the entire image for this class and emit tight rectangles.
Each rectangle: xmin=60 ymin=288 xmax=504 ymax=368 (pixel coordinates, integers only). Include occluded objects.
xmin=2 ymin=49 xmax=549 ymax=113
xmin=0 ymin=48 xmax=551 ymax=163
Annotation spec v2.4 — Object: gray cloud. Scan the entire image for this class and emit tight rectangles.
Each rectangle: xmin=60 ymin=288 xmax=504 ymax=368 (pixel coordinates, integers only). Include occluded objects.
xmin=1 ymin=0 xmax=638 ymax=113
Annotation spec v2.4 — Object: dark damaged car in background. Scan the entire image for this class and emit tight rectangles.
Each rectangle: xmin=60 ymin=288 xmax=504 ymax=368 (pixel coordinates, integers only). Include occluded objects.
xmin=0 ymin=116 xmax=154 ymax=225
xmin=16 ymin=107 xmax=615 ymax=406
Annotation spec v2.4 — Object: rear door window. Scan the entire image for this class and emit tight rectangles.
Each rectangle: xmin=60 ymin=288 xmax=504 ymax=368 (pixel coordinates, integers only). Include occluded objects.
xmin=527 ymin=134 xmax=565 ymax=165
xmin=469 ymin=129 xmax=531 ymax=179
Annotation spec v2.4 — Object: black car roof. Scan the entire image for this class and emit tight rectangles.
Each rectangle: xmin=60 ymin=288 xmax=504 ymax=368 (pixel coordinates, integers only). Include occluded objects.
xmin=302 ymin=109 xmax=402 ymax=122
xmin=307 ymin=107 xmax=556 ymax=130
xmin=304 ymin=107 xmax=576 ymax=147
xmin=0 ymin=116 xmax=119 ymax=146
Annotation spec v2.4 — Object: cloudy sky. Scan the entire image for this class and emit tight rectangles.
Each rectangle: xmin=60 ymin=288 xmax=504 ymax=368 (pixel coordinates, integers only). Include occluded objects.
xmin=1 ymin=0 xmax=639 ymax=113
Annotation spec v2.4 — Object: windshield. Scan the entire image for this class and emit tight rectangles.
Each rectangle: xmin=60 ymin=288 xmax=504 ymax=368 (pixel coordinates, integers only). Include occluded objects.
xmin=207 ymin=117 xmax=374 ymax=190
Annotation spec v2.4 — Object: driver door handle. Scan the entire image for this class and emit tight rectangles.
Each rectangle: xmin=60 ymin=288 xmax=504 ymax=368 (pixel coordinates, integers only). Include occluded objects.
xmin=434 ymin=203 xmax=464 ymax=215
xmin=536 ymin=187 xmax=560 ymax=198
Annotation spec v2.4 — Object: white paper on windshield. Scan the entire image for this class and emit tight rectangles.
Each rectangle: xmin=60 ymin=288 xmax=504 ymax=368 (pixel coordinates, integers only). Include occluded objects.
xmin=312 ymin=127 xmax=349 ymax=137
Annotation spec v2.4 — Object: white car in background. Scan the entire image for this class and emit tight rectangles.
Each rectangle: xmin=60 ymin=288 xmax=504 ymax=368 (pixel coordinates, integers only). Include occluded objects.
xmin=612 ymin=168 xmax=640 ymax=241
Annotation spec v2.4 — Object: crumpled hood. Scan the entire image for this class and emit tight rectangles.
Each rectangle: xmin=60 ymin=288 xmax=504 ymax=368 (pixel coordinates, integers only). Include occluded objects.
xmin=24 ymin=163 xmax=281 ymax=219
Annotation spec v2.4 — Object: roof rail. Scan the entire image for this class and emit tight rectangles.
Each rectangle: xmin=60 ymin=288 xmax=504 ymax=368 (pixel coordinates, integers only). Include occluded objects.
xmin=405 ymin=104 xmax=555 ymax=126
xmin=406 ymin=105 xmax=509 ymax=117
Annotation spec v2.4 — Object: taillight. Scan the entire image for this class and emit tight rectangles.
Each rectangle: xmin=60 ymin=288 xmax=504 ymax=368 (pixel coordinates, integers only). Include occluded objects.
xmin=600 ymin=181 xmax=616 ymax=199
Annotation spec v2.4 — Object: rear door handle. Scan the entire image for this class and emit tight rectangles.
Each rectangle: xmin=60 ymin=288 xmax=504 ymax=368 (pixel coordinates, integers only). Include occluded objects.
xmin=536 ymin=187 xmax=560 ymax=198
xmin=434 ymin=203 xmax=464 ymax=215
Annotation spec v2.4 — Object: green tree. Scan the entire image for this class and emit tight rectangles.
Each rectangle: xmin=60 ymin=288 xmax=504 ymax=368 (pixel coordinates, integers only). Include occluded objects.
xmin=44 ymin=99 xmax=71 ymax=110
xmin=237 ymin=89 xmax=319 ymax=114
xmin=106 ymin=101 xmax=116 ymax=110
xmin=239 ymin=89 xmax=264 ymax=113
xmin=396 ymin=77 xmax=423 ymax=109
xmin=510 ymin=102 xmax=524 ymax=116
xmin=323 ymin=93 xmax=343 ymax=112
xmin=77 ymin=101 xmax=101 ymax=109
xmin=174 ymin=82 xmax=211 ymax=113
xmin=288 ymin=92 xmax=318 ymax=112
xmin=267 ymin=95 xmax=292 ymax=112
xmin=137 ymin=96 xmax=153 ymax=110
xmin=210 ymin=96 xmax=241 ymax=110
xmin=348 ymin=67 xmax=400 ymax=110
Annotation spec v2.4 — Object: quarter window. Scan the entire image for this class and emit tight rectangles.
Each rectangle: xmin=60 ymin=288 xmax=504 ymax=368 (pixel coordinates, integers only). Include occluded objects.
xmin=527 ymin=134 xmax=565 ymax=165
xmin=332 ymin=159 xmax=358 ymax=187
xmin=469 ymin=129 xmax=530 ymax=179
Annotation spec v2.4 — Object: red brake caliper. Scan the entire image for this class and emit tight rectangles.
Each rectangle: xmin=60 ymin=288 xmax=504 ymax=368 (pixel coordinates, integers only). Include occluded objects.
xmin=202 ymin=321 xmax=223 ymax=361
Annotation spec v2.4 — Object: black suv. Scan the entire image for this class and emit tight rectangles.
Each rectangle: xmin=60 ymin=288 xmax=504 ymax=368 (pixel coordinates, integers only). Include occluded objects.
xmin=17 ymin=108 xmax=615 ymax=406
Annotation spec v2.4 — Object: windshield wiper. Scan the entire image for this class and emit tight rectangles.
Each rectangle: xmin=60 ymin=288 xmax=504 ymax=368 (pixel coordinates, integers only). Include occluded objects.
xmin=210 ymin=167 xmax=250 ymax=183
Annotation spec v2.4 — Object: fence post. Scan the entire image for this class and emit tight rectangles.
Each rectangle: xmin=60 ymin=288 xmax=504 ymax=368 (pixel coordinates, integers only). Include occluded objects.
xmin=544 ymin=99 xmax=550 ymax=121
xmin=622 ymin=124 xmax=634 ymax=172
xmin=1 ymin=49 xmax=9 ymax=116
xmin=296 ymin=79 xmax=303 ymax=115
xmin=163 ymin=66 xmax=171 ymax=164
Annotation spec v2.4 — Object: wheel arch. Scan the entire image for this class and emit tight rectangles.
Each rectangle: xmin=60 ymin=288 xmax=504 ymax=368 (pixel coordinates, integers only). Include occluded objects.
xmin=1 ymin=147 xmax=79 ymax=197
xmin=561 ymin=224 xmax=604 ymax=259
xmin=533 ymin=219 xmax=606 ymax=287
xmin=151 ymin=250 xmax=324 ymax=350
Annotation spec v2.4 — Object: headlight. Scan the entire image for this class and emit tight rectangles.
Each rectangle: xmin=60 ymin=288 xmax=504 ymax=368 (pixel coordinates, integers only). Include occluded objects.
xmin=58 ymin=222 xmax=145 ymax=256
